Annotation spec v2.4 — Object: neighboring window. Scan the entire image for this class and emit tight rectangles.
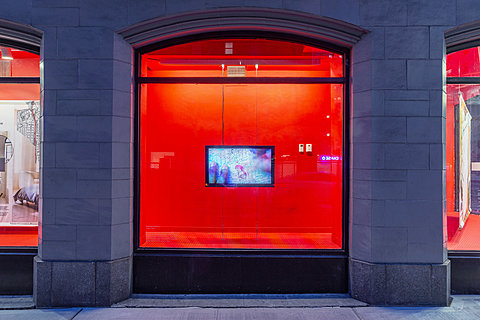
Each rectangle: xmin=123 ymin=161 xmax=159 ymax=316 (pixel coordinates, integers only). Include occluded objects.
xmin=138 ymin=38 xmax=345 ymax=249
xmin=0 ymin=46 xmax=40 ymax=247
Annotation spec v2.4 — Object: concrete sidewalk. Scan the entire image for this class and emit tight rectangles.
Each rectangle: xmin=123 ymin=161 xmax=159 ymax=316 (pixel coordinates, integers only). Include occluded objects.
xmin=1 ymin=295 xmax=480 ymax=319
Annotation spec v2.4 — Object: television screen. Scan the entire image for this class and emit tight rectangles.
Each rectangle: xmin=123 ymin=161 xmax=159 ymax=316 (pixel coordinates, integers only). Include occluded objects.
xmin=206 ymin=146 xmax=274 ymax=187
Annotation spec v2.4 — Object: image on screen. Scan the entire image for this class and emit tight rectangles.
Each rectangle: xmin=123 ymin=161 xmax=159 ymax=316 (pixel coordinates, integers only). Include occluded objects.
xmin=206 ymin=146 xmax=274 ymax=187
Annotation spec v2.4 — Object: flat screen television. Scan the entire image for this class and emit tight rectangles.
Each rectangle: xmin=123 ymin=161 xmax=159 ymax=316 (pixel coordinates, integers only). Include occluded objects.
xmin=205 ymin=146 xmax=275 ymax=187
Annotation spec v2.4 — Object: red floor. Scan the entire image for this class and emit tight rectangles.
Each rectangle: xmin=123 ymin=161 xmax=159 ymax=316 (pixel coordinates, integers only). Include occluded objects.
xmin=448 ymin=212 xmax=480 ymax=251
xmin=142 ymin=231 xmax=340 ymax=249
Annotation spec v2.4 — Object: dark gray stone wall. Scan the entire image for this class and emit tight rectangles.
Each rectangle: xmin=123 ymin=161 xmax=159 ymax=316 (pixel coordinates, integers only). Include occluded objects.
xmin=2 ymin=0 xmax=479 ymax=307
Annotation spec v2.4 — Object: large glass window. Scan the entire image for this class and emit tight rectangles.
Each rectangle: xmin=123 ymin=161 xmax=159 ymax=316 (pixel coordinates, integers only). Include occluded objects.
xmin=138 ymin=39 xmax=345 ymax=249
xmin=0 ymin=46 xmax=40 ymax=247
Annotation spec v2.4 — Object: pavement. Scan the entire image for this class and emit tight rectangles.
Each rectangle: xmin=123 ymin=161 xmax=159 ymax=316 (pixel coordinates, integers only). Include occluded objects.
xmin=1 ymin=294 xmax=480 ymax=319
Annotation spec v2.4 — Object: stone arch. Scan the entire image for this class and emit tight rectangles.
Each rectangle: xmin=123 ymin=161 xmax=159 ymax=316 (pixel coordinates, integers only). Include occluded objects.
xmin=118 ymin=7 xmax=367 ymax=48
xmin=0 ymin=18 xmax=42 ymax=53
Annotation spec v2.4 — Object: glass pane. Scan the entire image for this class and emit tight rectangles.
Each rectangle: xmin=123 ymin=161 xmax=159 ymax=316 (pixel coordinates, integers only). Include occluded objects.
xmin=0 ymin=83 xmax=40 ymax=246
xmin=141 ymin=39 xmax=343 ymax=78
xmin=447 ymin=84 xmax=480 ymax=250
xmin=0 ymin=46 xmax=39 ymax=77
xmin=139 ymin=82 xmax=343 ymax=249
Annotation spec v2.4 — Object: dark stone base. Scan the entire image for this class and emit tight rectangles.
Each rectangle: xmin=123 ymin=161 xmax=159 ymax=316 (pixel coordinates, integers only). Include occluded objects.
xmin=33 ymin=256 xmax=131 ymax=307
xmin=451 ymin=255 xmax=480 ymax=293
xmin=133 ymin=253 xmax=348 ymax=293
xmin=0 ymin=252 xmax=35 ymax=294
xmin=349 ymin=258 xmax=450 ymax=306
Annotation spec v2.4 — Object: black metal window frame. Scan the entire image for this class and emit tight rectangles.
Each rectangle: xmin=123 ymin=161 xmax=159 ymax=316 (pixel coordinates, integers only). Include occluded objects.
xmin=133 ymin=31 xmax=350 ymax=257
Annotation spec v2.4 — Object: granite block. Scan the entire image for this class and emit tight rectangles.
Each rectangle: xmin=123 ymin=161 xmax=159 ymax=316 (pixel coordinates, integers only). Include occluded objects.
xmin=373 ymin=60 xmax=407 ymax=90
xmin=407 ymin=60 xmax=443 ymax=90
xmin=429 ymin=143 xmax=443 ymax=169
xmin=371 ymin=226 xmax=408 ymax=262
xmin=372 ymin=181 xmax=407 ymax=200
xmin=42 ymin=225 xmax=76 ymax=241
xmin=76 ymin=225 xmax=111 ymax=260
xmin=372 ymin=117 xmax=406 ymax=143
xmin=0 ymin=0 xmax=32 ymax=24
xmin=78 ymin=59 xmax=113 ymax=90
xmin=351 ymin=225 xmax=372 ymax=262
xmin=51 ymin=261 xmax=95 ymax=306
xmin=321 ymin=0 xmax=360 ymax=25
xmin=384 ymin=100 xmax=429 ymax=116
xmin=385 ymin=264 xmax=432 ymax=305
xmin=385 ymin=90 xmax=429 ymax=101
xmin=385 ymin=27 xmax=429 ymax=59
xmin=41 ymin=240 xmax=76 ymax=260
xmin=111 ymin=223 xmax=132 ymax=260
xmin=407 ymin=0 xmax=456 ymax=26
xmin=42 ymin=168 xmax=76 ymax=198
xmin=79 ymin=0 xmax=128 ymax=28
xmin=407 ymin=117 xmax=442 ymax=143
xmin=55 ymin=198 xmax=99 ymax=225
xmin=57 ymin=27 xmax=113 ymax=59
xmin=77 ymin=116 xmax=113 ymax=142
xmin=384 ymin=143 xmax=429 ymax=169
xmin=111 ymin=197 xmax=132 ymax=225
xmin=113 ymin=60 xmax=132 ymax=93
xmin=56 ymin=142 xmax=100 ymax=168
xmin=43 ymin=116 xmax=76 ymax=142
xmin=32 ymin=7 xmax=79 ymax=26
xmin=57 ymin=99 xmax=101 ymax=115
xmin=76 ymin=180 xmax=112 ymax=198
xmin=353 ymin=143 xmax=385 ymax=169
xmin=112 ymin=116 xmax=131 ymax=143
xmin=359 ymin=0 xmax=407 ymax=26
xmin=353 ymin=60 xmax=372 ymax=93
xmin=39 ymin=197 xmax=56 ymax=225
xmin=457 ymin=0 xmax=480 ymax=25
xmin=353 ymin=198 xmax=372 ymax=226
xmin=407 ymin=170 xmax=442 ymax=200
xmin=41 ymin=142 xmax=55 ymax=168
xmin=112 ymin=90 xmax=132 ymax=118
xmin=353 ymin=90 xmax=385 ymax=118
xmin=430 ymin=26 xmax=449 ymax=60
xmin=33 ymin=256 xmax=51 ymax=307
xmin=128 ymin=0 xmax=166 ymax=25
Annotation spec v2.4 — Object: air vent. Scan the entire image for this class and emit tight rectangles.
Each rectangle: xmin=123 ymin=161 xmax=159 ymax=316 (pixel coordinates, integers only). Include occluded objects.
xmin=227 ymin=66 xmax=246 ymax=77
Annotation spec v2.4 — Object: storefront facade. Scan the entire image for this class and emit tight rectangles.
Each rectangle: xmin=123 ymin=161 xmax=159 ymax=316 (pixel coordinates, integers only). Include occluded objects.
xmin=1 ymin=0 xmax=480 ymax=307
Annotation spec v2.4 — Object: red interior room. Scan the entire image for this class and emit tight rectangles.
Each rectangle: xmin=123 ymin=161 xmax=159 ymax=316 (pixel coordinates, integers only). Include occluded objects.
xmin=139 ymin=39 xmax=345 ymax=249
xmin=447 ymin=46 xmax=480 ymax=250
xmin=0 ymin=47 xmax=39 ymax=247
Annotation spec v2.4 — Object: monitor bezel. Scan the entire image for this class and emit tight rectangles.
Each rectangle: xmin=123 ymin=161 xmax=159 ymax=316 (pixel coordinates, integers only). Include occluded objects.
xmin=205 ymin=145 xmax=275 ymax=187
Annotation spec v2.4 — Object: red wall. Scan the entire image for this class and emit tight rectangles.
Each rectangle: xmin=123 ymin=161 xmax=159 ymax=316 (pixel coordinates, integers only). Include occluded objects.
xmin=140 ymin=83 xmax=343 ymax=249
xmin=0 ymin=48 xmax=39 ymax=101
xmin=139 ymin=39 xmax=344 ymax=249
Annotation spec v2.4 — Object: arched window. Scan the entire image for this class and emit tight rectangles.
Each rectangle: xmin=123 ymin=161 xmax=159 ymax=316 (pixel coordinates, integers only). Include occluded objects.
xmin=137 ymin=37 xmax=347 ymax=250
